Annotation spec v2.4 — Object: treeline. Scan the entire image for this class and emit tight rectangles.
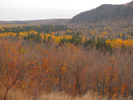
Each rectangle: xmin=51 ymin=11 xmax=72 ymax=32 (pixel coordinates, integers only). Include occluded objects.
xmin=0 ymin=25 xmax=70 ymax=33
xmin=0 ymin=29 xmax=132 ymax=55
xmin=22 ymin=31 xmax=110 ymax=53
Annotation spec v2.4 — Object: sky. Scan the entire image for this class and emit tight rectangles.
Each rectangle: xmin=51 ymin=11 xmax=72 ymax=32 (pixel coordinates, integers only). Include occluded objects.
xmin=0 ymin=0 xmax=132 ymax=21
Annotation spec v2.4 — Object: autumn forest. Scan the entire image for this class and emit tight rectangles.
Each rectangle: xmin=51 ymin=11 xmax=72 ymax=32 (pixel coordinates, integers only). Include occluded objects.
xmin=1 ymin=2 xmax=133 ymax=100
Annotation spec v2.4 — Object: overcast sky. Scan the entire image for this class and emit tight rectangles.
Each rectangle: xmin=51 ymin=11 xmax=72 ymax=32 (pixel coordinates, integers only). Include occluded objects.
xmin=0 ymin=0 xmax=132 ymax=21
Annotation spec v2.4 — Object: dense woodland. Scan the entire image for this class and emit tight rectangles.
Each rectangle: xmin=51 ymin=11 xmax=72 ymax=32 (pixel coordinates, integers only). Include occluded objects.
xmin=0 ymin=23 xmax=133 ymax=100
xmin=1 ymin=1 xmax=133 ymax=100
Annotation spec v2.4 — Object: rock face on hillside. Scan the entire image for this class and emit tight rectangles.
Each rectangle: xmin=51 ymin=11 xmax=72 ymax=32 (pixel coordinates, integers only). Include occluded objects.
xmin=70 ymin=1 xmax=133 ymax=24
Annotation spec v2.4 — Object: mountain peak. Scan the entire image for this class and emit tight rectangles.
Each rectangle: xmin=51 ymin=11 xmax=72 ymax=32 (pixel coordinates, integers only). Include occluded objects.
xmin=70 ymin=3 xmax=133 ymax=24
xmin=125 ymin=1 xmax=133 ymax=6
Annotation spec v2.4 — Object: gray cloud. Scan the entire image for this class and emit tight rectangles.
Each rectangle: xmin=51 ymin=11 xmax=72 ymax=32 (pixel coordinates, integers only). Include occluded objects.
xmin=0 ymin=9 xmax=85 ymax=21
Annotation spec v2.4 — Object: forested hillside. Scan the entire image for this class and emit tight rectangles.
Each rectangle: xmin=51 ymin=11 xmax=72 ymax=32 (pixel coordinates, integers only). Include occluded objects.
xmin=70 ymin=3 xmax=133 ymax=23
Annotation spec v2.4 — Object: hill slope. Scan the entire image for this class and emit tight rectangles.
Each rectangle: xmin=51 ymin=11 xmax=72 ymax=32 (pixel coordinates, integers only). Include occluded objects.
xmin=126 ymin=1 xmax=133 ymax=6
xmin=70 ymin=3 xmax=133 ymax=23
